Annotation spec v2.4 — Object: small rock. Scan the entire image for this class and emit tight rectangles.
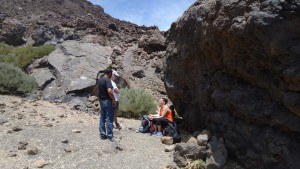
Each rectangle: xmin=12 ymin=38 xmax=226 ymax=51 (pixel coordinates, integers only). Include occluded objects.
xmin=0 ymin=119 xmax=8 ymax=125
xmin=30 ymin=109 xmax=37 ymax=114
xmin=62 ymin=139 xmax=69 ymax=144
xmin=161 ymin=136 xmax=173 ymax=145
xmin=64 ymin=146 xmax=78 ymax=153
xmin=27 ymin=146 xmax=38 ymax=155
xmin=197 ymin=134 xmax=209 ymax=146
xmin=7 ymin=130 xmax=13 ymax=134
xmin=187 ymin=136 xmax=198 ymax=144
xmin=7 ymin=150 xmax=17 ymax=157
xmin=72 ymin=129 xmax=81 ymax=133
xmin=58 ymin=114 xmax=65 ymax=118
xmin=164 ymin=145 xmax=175 ymax=152
xmin=17 ymin=113 xmax=24 ymax=119
xmin=173 ymin=143 xmax=207 ymax=167
xmin=18 ymin=141 xmax=28 ymax=150
xmin=12 ymin=126 xmax=23 ymax=132
xmin=0 ymin=102 xmax=6 ymax=107
xmin=64 ymin=147 xmax=72 ymax=153
xmin=46 ymin=123 xmax=53 ymax=127
xmin=201 ymin=130 xmax=212 ymax=140
xmin=34 ymin=159 xmax=48 ymax=168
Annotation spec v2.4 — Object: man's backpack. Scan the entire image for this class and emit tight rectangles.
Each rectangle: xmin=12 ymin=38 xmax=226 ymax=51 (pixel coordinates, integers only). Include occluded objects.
xmin=163 ymin=122 xmax=181 ymax=143
xmin=138 ymin=115 xmax=151 ymax=133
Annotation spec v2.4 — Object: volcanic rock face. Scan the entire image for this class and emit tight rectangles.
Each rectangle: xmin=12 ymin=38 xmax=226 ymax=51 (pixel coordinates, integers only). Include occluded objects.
xmin=0 ymin=0 xmax=167 ymax=111
xmin=165 ymin=0 xmax=300 ymax=168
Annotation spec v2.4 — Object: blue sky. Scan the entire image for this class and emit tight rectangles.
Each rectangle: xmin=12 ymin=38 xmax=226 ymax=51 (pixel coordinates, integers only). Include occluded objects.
xmin=89 ymin=0 xmax=195 ymax=31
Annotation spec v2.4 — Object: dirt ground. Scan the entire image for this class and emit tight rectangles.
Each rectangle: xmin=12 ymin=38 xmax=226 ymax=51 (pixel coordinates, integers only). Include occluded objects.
xmin=0 ymin=95 xmax=173 ymax=169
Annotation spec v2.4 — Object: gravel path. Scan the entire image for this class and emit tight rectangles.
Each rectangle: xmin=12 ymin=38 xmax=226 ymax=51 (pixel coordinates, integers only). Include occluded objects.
xmin=0 ymin=95 xmax=172 ymax=169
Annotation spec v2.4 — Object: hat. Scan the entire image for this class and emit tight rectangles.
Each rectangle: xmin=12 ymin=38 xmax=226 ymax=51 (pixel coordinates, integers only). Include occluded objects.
xmin=112 ymin=70 xmax=119 ymax=76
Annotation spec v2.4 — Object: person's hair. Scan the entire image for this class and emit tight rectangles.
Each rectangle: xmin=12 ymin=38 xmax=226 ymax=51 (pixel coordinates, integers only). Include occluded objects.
xmin=97 ymin=69 xmax=112 ymax=77
xmin=162 ymin=98 xmax=168 ymax=105
xmin=169 ymin=105 xmax=175 ymax=118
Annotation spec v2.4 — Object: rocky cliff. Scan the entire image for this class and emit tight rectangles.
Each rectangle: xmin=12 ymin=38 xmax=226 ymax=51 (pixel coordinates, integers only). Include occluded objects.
xmin=0 ymin=0 xmax=167 ymax=111
xmin=165 ymin=0 xmax=300 ymax=168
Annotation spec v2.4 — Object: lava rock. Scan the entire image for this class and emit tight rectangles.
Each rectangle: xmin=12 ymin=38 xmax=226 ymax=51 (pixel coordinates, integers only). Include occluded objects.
xmin=161 ymin=136 xmax=173 ymax=145
xmin=27 ymin=145 xmax=38 ymax=155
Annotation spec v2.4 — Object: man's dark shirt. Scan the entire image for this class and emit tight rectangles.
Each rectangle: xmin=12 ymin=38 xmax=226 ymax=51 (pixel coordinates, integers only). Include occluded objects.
xmin=98 ymin=77 xmax=113 ymax=100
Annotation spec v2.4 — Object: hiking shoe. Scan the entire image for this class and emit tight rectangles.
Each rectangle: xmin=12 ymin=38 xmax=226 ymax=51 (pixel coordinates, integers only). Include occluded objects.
xmin=152 ymin=131 xmax=157 ymax=136
xmin=100 ymin=135 xmax=107 ymax=140
xmin=154 ymin=132 xmax=162 ymax=137
xmin=107 ymin=137 xmax=114 ymax=142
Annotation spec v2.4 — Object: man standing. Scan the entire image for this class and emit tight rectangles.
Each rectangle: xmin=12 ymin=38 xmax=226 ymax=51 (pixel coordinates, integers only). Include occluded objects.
xmin=98 ymin=69 xmax=115 ymax=141
xmin=111 ymin=70 xmax=121 ymax=129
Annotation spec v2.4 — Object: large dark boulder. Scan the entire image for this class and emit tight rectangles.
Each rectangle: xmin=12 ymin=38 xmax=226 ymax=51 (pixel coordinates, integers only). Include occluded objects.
xmin=164 ymin=0 xmax=300 ymax=169
xmin=138 ymin=30 xmax=166 ymax=54
xmin=0 ymin=19 xmax=26 ymax=46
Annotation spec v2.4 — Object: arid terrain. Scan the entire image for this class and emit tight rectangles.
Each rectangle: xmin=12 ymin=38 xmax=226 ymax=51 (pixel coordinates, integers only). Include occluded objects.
xmin=0 ymin=95 xmax=173 ymax=169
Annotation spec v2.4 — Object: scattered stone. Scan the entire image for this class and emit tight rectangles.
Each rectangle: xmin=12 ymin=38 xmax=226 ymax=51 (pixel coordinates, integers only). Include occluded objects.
xmin=0 ymin=119 xmax=8 ymax=125
xmin=7 ymin=130 xmax=13 ymax=134
xmin=173 ymin=143 xmax=207 ymax=167
xmin=30 ymin=109 xmax=38 ymax=114
xmin=0 ymin=102 xmax=6 ymax=107
xmin=64 ymin=146 xmax=78 ymax=153
xmin=197 ymin=134 xmax=209 ymax=146
xmin=87 ymin=96 xmax=98 ymax=103
xmin=72 ymin=129 xmax=81 ymax=133
xmin=62 ymin=139 xmax=69 ymax=144
xmin=46 ymin=123 xmax=53 ymax=127
xmin=161 ymin=136 xmax=173 ymax=145
xmin=58 ymin=114 xmax=65 ymax=118
xmin=164 ymin=145 xmax=175 ymax=152
xmin=34 ymin=159 xmax=48 ymax=168
xmin=64 ymin=147 xmax=72 ymax=153
xmin=18 ymin=141 xmax=28 ymax=150
xmin=200 ymin=130 xmax=212 ymax=140
xmin=17 ymin=113 xmax=24 ymax=119
xmin=132 ymin=70 xmax=146 ymax=78
xmin=12 ymin=126 xmax=23 ymax=132
xmin=7 ymin=150 xmax=17 ymax=157
xmin=187 ymin=136 xmax=198 ymax=144
xmin=27 ymin=145 xmax=38 ymax=155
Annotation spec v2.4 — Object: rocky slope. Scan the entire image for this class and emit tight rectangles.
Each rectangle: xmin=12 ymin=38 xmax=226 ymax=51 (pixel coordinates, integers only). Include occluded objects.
xmin=0 ymin=0 xmax=167 ymax=110
xmin=0 ymin=95 xmax=173 ymax=169
xmin=165 ymin=0 xmax=300 ymax=169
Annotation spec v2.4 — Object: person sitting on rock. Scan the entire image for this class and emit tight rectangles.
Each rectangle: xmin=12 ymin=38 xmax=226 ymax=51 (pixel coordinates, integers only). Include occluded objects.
xmin=148 ymin=98 xmax=173 ymax=136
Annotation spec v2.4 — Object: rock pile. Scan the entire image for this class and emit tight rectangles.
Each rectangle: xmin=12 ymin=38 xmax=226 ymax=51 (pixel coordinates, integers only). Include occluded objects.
xmin=162 ymin=130 xmax=228 ymax=169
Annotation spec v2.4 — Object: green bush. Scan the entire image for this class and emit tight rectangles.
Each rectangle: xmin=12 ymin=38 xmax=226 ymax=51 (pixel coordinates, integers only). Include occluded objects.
xmin=0 ymin=43 xmax=55 ymax=68
xmin=119 ymin=88 xmax=157 ymax=119
xmin=0 ymin=62 xmax=37 ymax=94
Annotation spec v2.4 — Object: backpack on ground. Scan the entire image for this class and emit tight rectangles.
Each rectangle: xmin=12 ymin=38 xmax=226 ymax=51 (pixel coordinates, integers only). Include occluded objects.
xmin=163 ymin=122 xmax=181 ymax=143
xmin=138 ymin=115 xmax=151 ymax=133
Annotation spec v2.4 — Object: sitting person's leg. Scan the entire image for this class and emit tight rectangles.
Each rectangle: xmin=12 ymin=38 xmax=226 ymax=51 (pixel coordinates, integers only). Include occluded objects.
xmin=153 ymin=117 xmax=170 ymax=136
xmin=152 ymin=118 xmax=159 ymax=134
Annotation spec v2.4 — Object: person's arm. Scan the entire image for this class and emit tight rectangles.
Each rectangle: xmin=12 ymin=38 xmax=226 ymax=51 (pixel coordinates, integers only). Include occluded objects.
xmin=114 ymin=87 xmax=120 ymax=94
xmin=106 ymin=79 xmax=115 ymax=104
xmin=107 ymin=88 xmax=115 ymax=102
